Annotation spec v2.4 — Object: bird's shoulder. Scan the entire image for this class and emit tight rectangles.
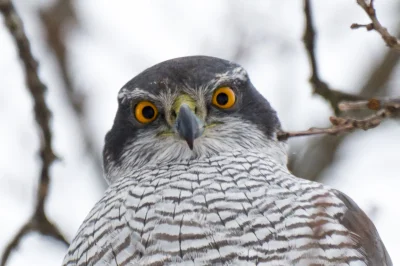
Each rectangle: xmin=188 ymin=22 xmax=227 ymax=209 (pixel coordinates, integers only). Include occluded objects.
xmin=330 ymin=189 xmax=392 ymax=266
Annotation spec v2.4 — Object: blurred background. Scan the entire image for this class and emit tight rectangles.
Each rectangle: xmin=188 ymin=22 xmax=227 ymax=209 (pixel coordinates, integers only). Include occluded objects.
xmin=0 ymin=0 xmax=399 ymax=265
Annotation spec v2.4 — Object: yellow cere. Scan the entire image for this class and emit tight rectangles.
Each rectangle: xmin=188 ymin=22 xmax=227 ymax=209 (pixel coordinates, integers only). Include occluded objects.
xmin=172 ymin=94 xmax=197 ymax=115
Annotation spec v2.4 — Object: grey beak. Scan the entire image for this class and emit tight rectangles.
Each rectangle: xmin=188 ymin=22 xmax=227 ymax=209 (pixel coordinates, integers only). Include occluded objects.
xmin=175 ymin=104 xmax=203 ymax=150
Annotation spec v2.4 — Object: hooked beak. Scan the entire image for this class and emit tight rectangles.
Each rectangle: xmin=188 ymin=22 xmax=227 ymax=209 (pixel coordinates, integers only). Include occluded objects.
xmin=175 ymin=104 xmax=204 ymax=150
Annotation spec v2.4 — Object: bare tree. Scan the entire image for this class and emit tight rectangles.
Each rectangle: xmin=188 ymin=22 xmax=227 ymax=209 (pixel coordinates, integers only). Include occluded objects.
xmin=280 ymin=0 xmax=400 ymax=142
xmin=288 ymin=0 xmax=400 ymax=181
xmin=0 ymin=1 xmax=68 ymax=265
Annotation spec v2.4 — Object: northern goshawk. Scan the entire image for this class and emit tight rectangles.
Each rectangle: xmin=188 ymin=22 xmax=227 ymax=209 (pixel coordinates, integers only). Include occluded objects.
xmin=62 ymin=56 xmax=392 ymax=266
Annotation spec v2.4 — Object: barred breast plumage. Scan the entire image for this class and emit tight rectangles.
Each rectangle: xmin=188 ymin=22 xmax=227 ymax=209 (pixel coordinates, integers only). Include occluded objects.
xmin=63 ymin=151 xmax=384 ymax=266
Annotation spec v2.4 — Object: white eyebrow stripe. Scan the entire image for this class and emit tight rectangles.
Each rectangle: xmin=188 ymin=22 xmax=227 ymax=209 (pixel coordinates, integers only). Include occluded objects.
xmin=118 ymin=87 xmax=158 ymax=103
xmin=203 ymin=67 xmax=249 ymax=93
xmin=118 ymin=66 xmax=248 ymax=103
xmin=214 ymin=67 xmax=248 ymax=83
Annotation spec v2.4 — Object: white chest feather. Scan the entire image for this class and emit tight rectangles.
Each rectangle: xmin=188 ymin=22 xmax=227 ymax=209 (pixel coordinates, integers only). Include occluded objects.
xmin=63 ymin=151 xmax=367 ymax=266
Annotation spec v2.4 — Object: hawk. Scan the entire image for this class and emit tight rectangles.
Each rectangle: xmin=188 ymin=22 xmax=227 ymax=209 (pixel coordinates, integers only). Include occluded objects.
xmin=63 ymin=56 xmax=392 ymax=265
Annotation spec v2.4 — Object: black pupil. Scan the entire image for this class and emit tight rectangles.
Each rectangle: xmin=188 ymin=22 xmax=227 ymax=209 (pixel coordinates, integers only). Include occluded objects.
xmin=216 ymin=93 xmax=229 ymax=105
xmin=142 ymin=106 xmax=155 ymax=119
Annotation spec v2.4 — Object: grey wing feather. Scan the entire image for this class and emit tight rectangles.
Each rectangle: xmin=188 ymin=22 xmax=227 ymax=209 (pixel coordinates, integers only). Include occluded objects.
xmin=333 ymin=189 xmax=392 ymax=266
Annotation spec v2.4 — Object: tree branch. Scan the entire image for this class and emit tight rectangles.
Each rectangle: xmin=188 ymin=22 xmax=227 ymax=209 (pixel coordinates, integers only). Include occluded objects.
xmin=302 ymin=0 xmax=363 ymax=115
xmin=289 ymin=0 xmax=400 ymax=181
xmin=278 ymin=99 xmax=399 ymax=141
xmin=0 ymin=1 xmax=68 ymax=265
xmin=339 ymin=97 xmax=400 ymax=112
xmin=352 ymin=0 xmax=400 ymax=51
xmin=39 ymin=0 xmax=107 ymax=188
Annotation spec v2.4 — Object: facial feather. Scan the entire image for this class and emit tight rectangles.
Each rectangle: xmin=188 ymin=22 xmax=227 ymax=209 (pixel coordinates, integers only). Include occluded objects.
xmin=104 ymin=115 xmax=287 ymax=183
xmin=104 ymin=56 xmax=284 ymax=184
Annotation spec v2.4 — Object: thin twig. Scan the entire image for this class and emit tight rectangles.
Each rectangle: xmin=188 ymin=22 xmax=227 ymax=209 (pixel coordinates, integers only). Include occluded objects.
xmin=0 ymin=1 xmax=68 ymax=265
xmin=281 ymin=113 xmax=382 ymax=139
xmin=339 ymin=97 xmax=400 ymax=112
xmin=289 ymin=48 xmax=400 ymax=181
xmin=352 ymin=0 xmax=400 ymax=51
xmin=278 ymin=109 xmax=393 ymax=141
xmin=302 ymin=0 xmax=362 ymax=114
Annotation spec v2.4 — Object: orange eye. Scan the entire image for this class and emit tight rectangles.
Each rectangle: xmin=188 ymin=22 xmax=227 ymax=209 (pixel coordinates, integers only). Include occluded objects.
xmin=212 ymin=87 xmax=236 ymax=109
xmin=134 ymin=101 xmax=158 ymax=124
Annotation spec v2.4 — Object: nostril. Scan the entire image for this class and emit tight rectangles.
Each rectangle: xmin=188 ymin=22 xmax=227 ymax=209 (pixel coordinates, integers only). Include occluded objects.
xmin=194 ymin=107 xmax=198 ymax=114
xmin=171 ymin=111 xmax=177 ymax=119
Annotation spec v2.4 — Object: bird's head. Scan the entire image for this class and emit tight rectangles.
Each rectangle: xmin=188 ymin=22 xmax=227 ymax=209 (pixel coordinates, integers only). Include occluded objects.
xmin=103 ymin=56 xmax=287 ymax=183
